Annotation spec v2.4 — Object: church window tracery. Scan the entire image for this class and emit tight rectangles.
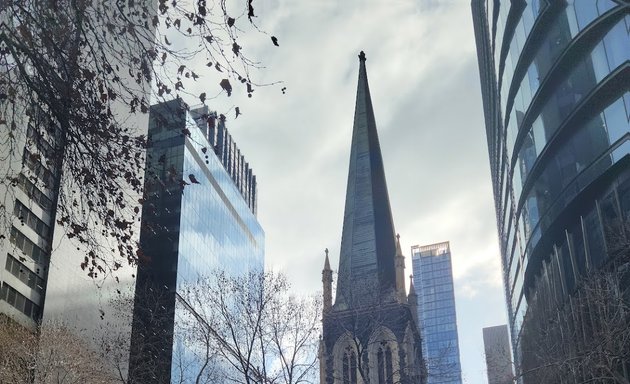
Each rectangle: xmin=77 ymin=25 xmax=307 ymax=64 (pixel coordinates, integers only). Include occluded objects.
xmin=342 ymin=348 xmax=358 ymax=384
xmin=377 ymin=343 xmax=394 ymax=384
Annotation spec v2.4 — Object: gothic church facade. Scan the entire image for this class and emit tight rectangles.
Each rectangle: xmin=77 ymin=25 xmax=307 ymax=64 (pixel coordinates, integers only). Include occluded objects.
xmin=319 ymin=52 xmax=425 ymax=384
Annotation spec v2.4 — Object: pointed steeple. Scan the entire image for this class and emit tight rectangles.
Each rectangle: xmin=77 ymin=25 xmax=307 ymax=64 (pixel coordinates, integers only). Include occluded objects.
xmin=408 ymin=274 xmax=417 ymax=299
xmin=395 ymin=234 xmax=407 ymax=302
xmin=324 ymin=248 xmax=331 ymax=271
xmin=408 ymin=274 xmax=419 ymax=325
xmin=335 ymin=52 xmax=398 ymax=310
xmin=322 ymin=248 xmax=333 ymax=314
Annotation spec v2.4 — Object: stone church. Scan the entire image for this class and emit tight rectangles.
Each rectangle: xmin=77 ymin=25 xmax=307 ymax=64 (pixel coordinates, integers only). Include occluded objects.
xmin=319 ymin=52 xmax=425 ymax=384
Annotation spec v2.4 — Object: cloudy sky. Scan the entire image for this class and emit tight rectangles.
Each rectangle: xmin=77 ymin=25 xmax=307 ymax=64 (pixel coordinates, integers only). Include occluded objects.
xmin=182 ymin=0 xmax=507 ymax=382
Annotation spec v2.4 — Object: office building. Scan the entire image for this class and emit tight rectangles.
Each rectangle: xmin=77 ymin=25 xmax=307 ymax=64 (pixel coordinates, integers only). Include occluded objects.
xmin=0 ymin=104 xmax=56 ymax=328
xmin=411 ymin=242 xmax=462 ymax=384
xmin=319 ymin=52 xmax=424 ymax=384
xmin=483 ymin=325 xmax=513 ymax=384
xmin=472 ymin=0 xmax=630 ymax=379
xmin=128 ymin=99 xmax=264 ymax=383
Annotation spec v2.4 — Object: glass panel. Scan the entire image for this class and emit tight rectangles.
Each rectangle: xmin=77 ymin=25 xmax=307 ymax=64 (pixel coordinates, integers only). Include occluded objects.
xmin=600 ymin=191 xmax=622 ymax=256
xmin=575 ymin=1 xmax=599 ymax=30
xmin=15 ymin=294 xmax=25 ymax=312
xmin=584 ymin=208 xmax=606 ymax=269
xmin=559 ymin=239 xmax=575 ymax=293
xmin=604 ymin=98 xmax=630 ymax=144
xmin=602 ymin=18 xmax=630 ymax=69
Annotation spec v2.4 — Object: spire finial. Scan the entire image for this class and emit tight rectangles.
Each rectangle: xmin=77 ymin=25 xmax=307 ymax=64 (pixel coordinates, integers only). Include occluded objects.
xmin=395 ymin=233 xmax=403 ymax=256
xmin=358 ymin=51 xmax=366 ymax=62
xmin=325 ymin=248 xmax=329 ymax=257
xmin=409 ymin=274 xmax=417 ymax=296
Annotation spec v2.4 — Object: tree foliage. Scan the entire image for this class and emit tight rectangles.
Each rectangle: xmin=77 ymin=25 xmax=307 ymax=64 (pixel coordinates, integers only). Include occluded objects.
xmin=0 ymin=315 xmax=118 ymax=384
xmin=0 ymin=0 xmax=277 ymax=277
xmin=175 ymin=270 xmax=321 ymax=384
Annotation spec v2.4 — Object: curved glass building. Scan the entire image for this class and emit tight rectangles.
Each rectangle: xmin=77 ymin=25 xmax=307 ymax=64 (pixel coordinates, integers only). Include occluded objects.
xmin=472 ymin=0 xmax=629 ymax=378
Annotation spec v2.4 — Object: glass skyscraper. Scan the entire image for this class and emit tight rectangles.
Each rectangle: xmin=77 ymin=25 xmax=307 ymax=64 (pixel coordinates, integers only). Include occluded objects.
xmin=411 ymin=242 xmax=462 ymax=384
xmin=472 ymin=0 xmax=629 ymax=379
xmin=129 ymin=99 xmax=264 ymax=383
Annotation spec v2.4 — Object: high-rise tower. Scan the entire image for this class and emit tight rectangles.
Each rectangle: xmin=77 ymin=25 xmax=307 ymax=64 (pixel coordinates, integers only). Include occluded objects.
xmin=411 ymin=242 xmax=462 ymax=384
xmin=128 ymin=99 xmax=264 ymax=383
xmin=482 ymin=325 xmax=513 ymax=384
xmin=319 ymin=52 xmax=424 ymax=384
xmin=472 ymin=0 xmax=629 ymax=381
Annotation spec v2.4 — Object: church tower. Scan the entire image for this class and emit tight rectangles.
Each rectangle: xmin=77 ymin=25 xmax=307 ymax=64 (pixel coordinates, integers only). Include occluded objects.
xmin=320 ymin=52 xmax=425 ymax=384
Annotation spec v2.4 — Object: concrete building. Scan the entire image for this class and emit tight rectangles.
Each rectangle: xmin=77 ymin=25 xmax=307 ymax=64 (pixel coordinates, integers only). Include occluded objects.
xmin=319 ymin=52 xmax=424 ymax=384
xmin=0 ymin=104 xmax=55 ymax=328
xmin=483 ymin=325 xmax=513 ymax=384
xmin=472 ymin=0 xmax=629 ymax=379
xmin=411 ymin=242 xmax=462 ymax=384
xmin=128 ymin=99 xmax=264 ymax=383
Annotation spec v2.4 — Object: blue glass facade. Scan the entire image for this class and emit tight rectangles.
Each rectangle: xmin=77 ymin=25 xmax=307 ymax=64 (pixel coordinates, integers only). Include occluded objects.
xmin=129 ymin=99 xmax=263 ymax=383
xmin=412 ymin=242 xmax=462 ymax=384
xmin=472 ymin=0 xmax=630 ymax=378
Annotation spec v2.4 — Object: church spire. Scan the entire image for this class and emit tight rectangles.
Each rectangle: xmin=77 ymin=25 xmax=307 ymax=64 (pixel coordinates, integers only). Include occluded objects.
xmin=322 ymin=248 xmax=333 ymax=314
xmin=408 ymin=274 xmax=419 ymax=325
xmin=395 ymin=234 xmax=407 ymax=303
xmin=334 ymin=51 xmax=398 ymax=310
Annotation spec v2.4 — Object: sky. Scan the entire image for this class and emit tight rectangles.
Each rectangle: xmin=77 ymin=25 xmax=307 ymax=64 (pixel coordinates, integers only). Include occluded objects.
xmin=181 ymin=0 xmax=508 ymax=382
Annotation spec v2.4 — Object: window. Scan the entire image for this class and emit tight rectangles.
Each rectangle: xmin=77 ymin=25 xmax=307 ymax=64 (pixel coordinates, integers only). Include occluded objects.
xmin=26 ymin=124 xmax=56 ymax=160
xmin=377 ymin=344 xmax=393 ymax=384
xmin=342 ymin=348 xmax=357 ymax=384
xmin=16 ymin=173 xmax=52 ymax=210
xmin=22 ymin=149 xmax=54 ymax=187
xmin=9 ymin=226 xmax=48 ymax=264
xmin=0 ymin=282 xmax=40 ymax=319
xmin=14 ymin=200 xmax=50 ymax=238
xmin=584 ymin=208 xmax=606 ymax=269
xmin=5 ymin=254 xmax=45 ymax=294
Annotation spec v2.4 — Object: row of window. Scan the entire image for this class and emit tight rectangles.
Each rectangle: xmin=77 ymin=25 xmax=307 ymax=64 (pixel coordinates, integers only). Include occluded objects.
xmin=499 ymin=1 xmax=623 ymax=247
xmin=506 ymin=94 xmax=628 ymax=304
xmin=420 ymin=282 xmax=454 ymax=295
xmin=422 ymin=306 xmax=456 ymax=320
xmin=423 ymin=315 xmax=456 ymax=328
xmin=419 ymin=267 xmax=453 ymax=280
xmin=420 ymin=291 xmax=455 ymax=306
xmin=422 ymin=299 xmax=456 ymax=312
xmin=5 ymin=254 xmax=45 ymax=294
xmin=425 ymin=330 xmax=460 ymax=345
xmin=26 ymin=123 xmax=56 ymax=161
xmin=416 ymin=259 xmax=452 ymax=274
xmin=22 ymin=149 xmax=55 ymax=187
xmin=497 ymin=0 xmax=543 ymax=106
xmin=502 ymin=0 xmax=616 ymax=136
xmin=9 ymin=226 xmax=48 ymax=264
xmin=511 ymin=178 xmax=630 ymax=339
xmin=14 ymin=199 xmax=50 ymax=238
xmin=424 ymin=322 xmax=457 ymax=335
xmin=0 ymin=282 xmax=40 ymax=320
xmin=16 ymin=173 xmax=53 ymax=210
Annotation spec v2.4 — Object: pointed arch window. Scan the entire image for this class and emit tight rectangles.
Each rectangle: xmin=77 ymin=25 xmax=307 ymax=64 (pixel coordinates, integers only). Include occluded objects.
xmin=342 ymin=348 xmax=358 ymax=384
xmin=377 ymin=344 xmax=393 ymax=384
